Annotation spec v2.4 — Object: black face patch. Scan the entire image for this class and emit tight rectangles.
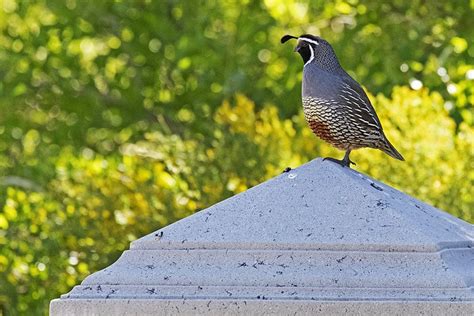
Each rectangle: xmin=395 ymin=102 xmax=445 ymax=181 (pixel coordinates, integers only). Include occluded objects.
xmin=298 ymin=45 xmax=311 ymax=64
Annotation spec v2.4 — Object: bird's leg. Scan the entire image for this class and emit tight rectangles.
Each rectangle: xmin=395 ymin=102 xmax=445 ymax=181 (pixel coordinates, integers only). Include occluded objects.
xmin=342 ymin=150 xmax=356 ymax=167
xmin=323 ymin=150 xmax=355 ymax=168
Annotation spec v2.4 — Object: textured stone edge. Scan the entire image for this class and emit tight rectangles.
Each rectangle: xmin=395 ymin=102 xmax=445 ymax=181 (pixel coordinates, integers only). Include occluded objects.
xmin=62 ymin=284 xmax=474 ymax=302
xmin=131 ymin=240 xmax=474 ymax=252
xmin=50 ymin=298 xmax=474 ymax=316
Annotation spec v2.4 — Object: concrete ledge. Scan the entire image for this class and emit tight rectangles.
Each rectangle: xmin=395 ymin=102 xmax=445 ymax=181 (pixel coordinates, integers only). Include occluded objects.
xmin=50 ymin=299 xmax=474 ymax=316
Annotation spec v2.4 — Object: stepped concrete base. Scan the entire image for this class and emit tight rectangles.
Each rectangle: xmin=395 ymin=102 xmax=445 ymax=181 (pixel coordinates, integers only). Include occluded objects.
xmin=50 ymin=159 xmax=474 ymax=315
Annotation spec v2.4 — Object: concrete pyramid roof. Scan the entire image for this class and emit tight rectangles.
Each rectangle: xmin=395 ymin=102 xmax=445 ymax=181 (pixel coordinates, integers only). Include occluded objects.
xmin=135 ymin=159 xmax=473 ymax=252
xmin=51 ymin=159 xmax=474 ymax=315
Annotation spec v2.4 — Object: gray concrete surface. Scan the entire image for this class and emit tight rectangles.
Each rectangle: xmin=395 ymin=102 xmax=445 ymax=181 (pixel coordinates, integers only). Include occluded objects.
xmin=50 ymin=158 xmax=474 ymax=315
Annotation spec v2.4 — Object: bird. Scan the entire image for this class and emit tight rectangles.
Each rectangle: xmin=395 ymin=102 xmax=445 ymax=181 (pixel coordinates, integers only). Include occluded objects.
xmin=281 ymin=34 xmax=404 ymax=167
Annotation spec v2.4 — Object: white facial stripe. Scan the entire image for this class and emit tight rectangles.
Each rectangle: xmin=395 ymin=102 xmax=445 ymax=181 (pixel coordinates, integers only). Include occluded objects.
xmin=299 ymin=37 xmax=319 ymax=46
xmin=304 ymin=44 xmax=314 ymax=67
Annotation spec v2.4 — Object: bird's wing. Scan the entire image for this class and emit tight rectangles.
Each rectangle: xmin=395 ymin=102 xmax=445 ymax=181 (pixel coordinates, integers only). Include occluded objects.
xmin=337 ymin=77 xmax=383 ymax=132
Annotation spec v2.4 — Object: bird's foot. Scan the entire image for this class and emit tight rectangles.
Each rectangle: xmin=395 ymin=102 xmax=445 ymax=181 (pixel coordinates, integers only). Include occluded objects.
xmin=323 ymin=157 xmax=355 ymax=168
xmin=282 ymin=167 xmax=292 ymax=173
xmin=345 ymin=157 xmax=356 ymax=167
xmin=323 ymin=157 xmax=347 ymax=167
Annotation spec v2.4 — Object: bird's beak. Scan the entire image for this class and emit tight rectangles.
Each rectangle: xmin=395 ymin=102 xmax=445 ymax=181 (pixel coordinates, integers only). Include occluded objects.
xmin=293 ymin=44 xmax=301 ymax=53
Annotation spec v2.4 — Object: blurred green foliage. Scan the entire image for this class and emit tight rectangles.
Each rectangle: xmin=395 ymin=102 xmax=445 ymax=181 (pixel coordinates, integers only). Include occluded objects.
xmin=0 ymin=0 xmax=473 ymax=314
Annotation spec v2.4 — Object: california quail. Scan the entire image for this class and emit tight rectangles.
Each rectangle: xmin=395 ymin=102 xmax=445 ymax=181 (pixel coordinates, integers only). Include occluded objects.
xmin=281 ymin=34 xmax=404 ymax=167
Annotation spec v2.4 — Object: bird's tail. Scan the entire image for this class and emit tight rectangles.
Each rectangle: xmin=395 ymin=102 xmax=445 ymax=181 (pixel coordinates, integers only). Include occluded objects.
xmin=379 ymin=137 xmax=404 ymax=161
